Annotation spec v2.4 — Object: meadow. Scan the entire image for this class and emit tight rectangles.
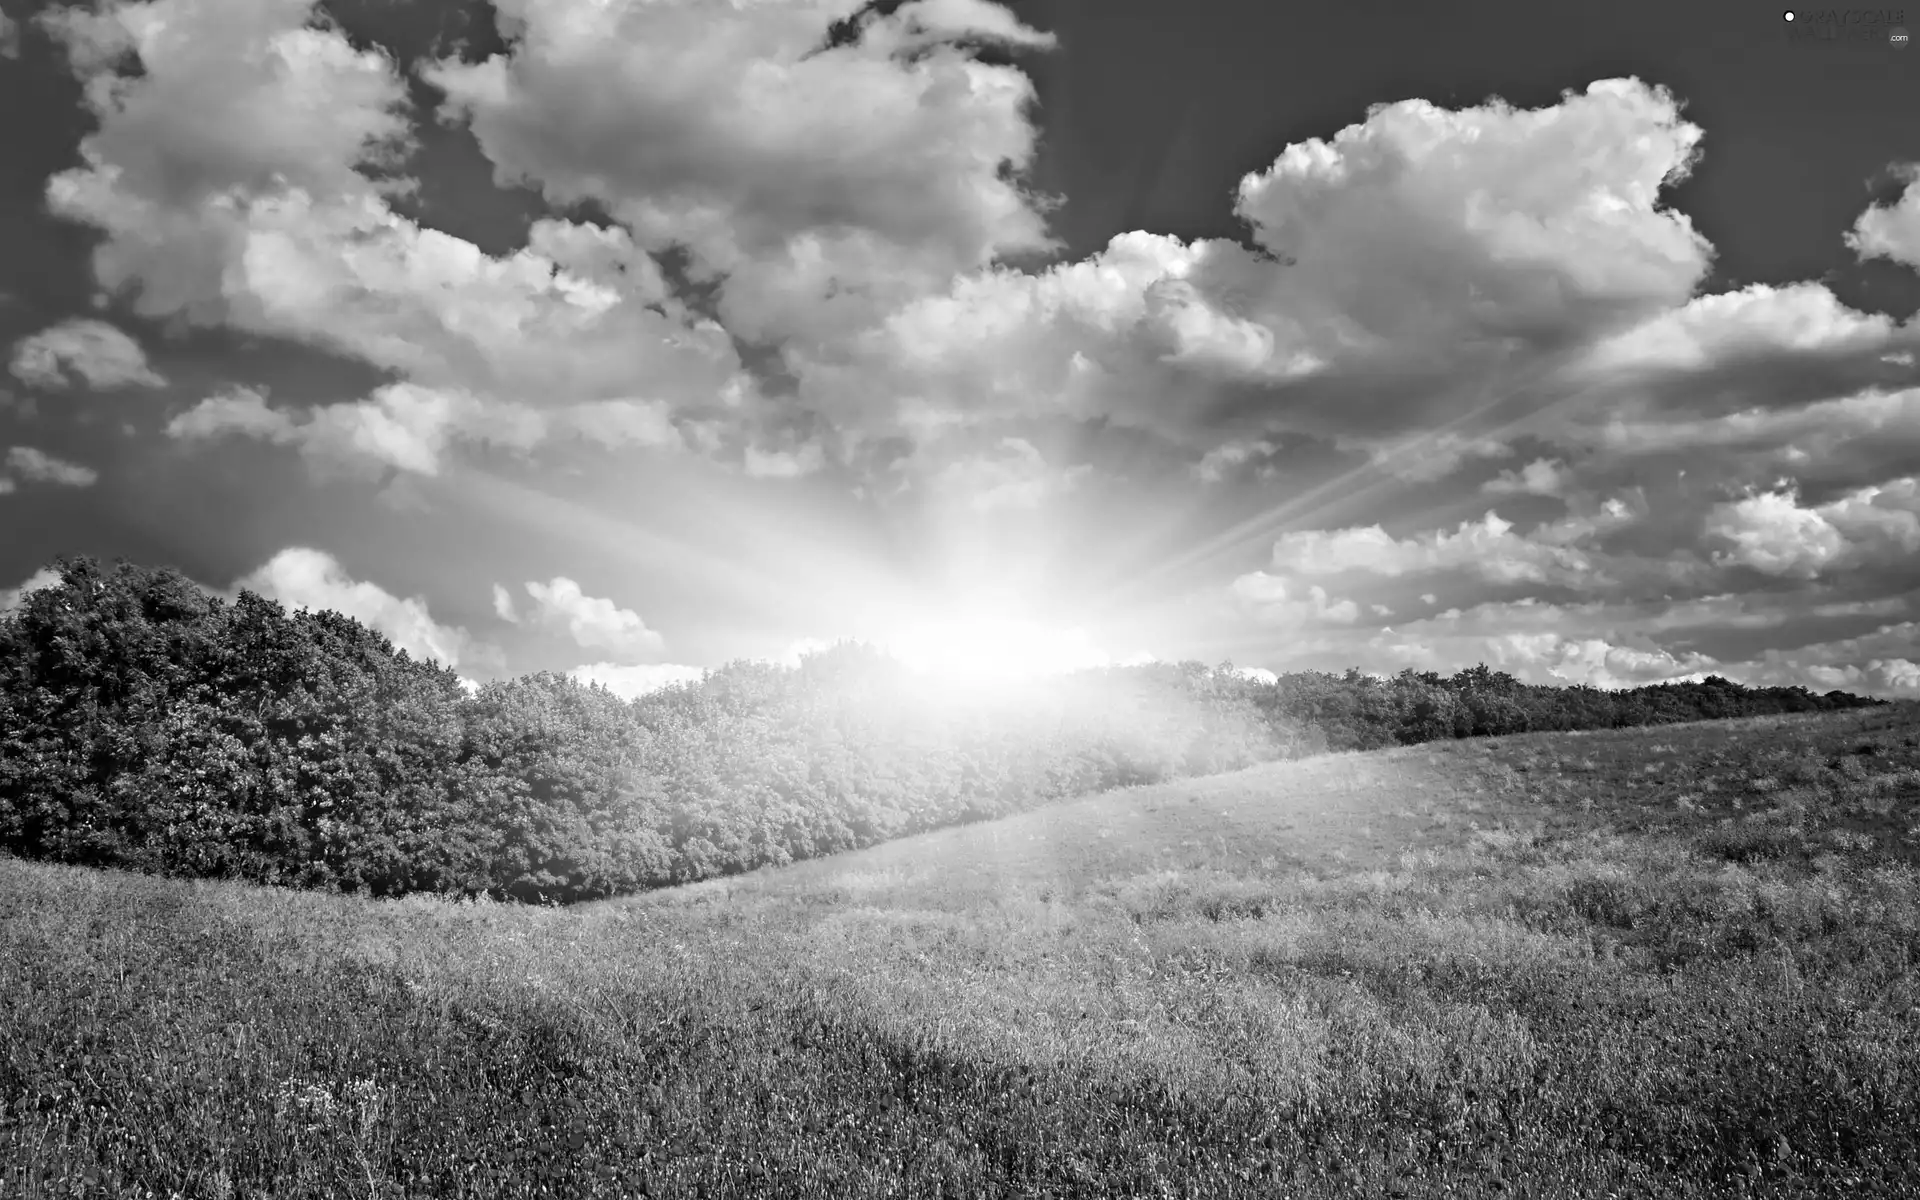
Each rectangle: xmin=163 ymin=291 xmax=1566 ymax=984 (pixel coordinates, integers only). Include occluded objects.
xmin=4 ymin=703 xmax=1918 ymax=1199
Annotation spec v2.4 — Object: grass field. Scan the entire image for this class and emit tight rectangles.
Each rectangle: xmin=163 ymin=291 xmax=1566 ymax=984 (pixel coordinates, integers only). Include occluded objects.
xmin=4 ymin=704 xmax=1919 ymax=1199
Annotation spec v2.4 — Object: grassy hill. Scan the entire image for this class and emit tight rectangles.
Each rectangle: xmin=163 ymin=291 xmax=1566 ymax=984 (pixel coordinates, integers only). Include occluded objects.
xmin=4 ymin=704 xmax=1918 ymax=1198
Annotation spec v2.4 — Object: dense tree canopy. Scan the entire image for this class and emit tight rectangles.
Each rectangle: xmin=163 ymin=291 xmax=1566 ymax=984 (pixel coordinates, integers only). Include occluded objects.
xmin=0 ymin=558 xmax=1883 ymax=903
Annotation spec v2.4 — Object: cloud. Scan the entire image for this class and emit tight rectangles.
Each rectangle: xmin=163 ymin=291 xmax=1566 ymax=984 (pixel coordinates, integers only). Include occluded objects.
xmin=0 ymin=569 xmax=64 ymax=614
xmin=1847 ymin=164 xmax=1920 ymax=269
xmin=424 ymin=0 xmax=1058 ymax=349
xmin=168 ymin=384 xmax=572 ymax=478
xmin=1579 ymin=282 xmax=1902 ymax=378
xmin=925 ymin=437 xmax=1090 ymax=512
xmin=1231 ymin=77 xmax=1708 ymax=354
xmin=1358 ymin=433 xmax=1513 ymax=484
xmin=43 ymin=0 xmax=750 ymax=479
xmin=1269 ymin=511 xmax=1597 ymax=586
xmin=1579 ymin=386 xmax=1920 ymax=462
xmin=521 ymin=577 xmax=665 ymax=657
xmin=1723 ymin=621 xmax=1920 ymax=697
xmin=567 ymin=661 xmax=706 ymax=699
xmin=1361 ymin=600 xmax=1723 ymax=689
xmin=1229 ymin=572 xmax=1361 ymax=626
xmin=2 ymin=447 xmax=99 ymax=489
xmin=1704 ymin=479 xmax=1920 ymax=579
xmin=562 ymin=399 xmax=686 ymax=451
xmin=9 ymin=319 xmax=166 ymax=391
xmin=1195 ymin=438 xmax=1278 ymax=484
xmin=1482 ymin=458 xmax=1568 ymax=497
xmin=234 ymin=547 xmax=485 ymax=668
xmin=797 ymin=77 xmax=1712 ymax=462
xmin=0 ymin=11 xmax=18 ymax=59
xmin=492 ymin=584 xmax=519 ymax=624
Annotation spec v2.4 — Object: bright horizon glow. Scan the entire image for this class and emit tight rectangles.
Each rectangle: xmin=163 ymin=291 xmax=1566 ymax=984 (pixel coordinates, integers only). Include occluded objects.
xmin=873 ymin=589 xmax=1124 ymax=696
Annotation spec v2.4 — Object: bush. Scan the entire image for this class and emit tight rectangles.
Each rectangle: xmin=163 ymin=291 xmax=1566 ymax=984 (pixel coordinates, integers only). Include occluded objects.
xmin=0 ymin=557 xmax=1887 ymax=905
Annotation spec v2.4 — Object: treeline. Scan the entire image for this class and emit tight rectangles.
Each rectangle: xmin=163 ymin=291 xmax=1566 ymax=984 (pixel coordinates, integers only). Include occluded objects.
xmin=0 ymin=558 xmax=1884 ymax=904
xmin=1261 ymin=662 xmax=1881 ymax=753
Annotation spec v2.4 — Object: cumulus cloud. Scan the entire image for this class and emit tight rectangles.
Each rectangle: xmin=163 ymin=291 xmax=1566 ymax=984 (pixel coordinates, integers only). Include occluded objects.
xmin=1195 ymin=438 xmax=1278 ymax=483
xmin=1724 ymin=621 xmax=1920 ymax=697
xmin=797 ymin=77 xmax=1712 ymax=464
xmin=167 ymin=382 xmax=698 ymax=479
xmin=520 ymin=577 xmax=665 ymax=657
xmin=1848 ymin=164 xmax=1920 ymax=269
xmin=1232 ymin=78 xmax=1708 ymax=354
xmin=1483 ymin=458 xmax=1568 ymax=497
xmin=1269 ymin=511 xmax=1597 ymax=586
xmin=0 ymin=11 xmax=19 ymax=59
xmin=42 ymin=0 xmax=749 ymax=478
xmin=1362 ymin=599 xmax=1721 ymax=689
xmin=2 ymin=447 xmax=99 ymax=489
xmin=1580 ymin=282 xmax=1902 ymax=377
xmin=0 ymin=568 xmax=64 ymax=613
xmin=9 ymin=318 xmax=166 ymax=391
xmin=492 ymin=584 xmax=519 ymax=624
xmin=234 ymin=547 xmax=484 ymax=668
xmin=567 ymin=661 xmax=706 ymax=700
xmin=1229 ymin=572 xmax=1361 ymax=625
xmin=1583 ymin=386 xmax=1920 ymax=462
xmin=1359 ymin=432 xmax=1513 ymax=484
xmin=425 ymin=0 xmax=1058 ymax=349
xmin=1705 ymin=479 xmax=1920 ymax=579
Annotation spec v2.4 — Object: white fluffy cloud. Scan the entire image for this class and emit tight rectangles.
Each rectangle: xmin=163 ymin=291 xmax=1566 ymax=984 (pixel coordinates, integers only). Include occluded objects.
xmin=167 ymin=383 xmax=548 ymax=479
xmin=492 ymin=584 xmax=519 ymax=624
xmin=0 ymin=568 xmax=64 ymax=613
xmin=1231 ymin=77 xmax=1709 ymax=355
xmin=167 ymin=383 xmax=712 ymax=480
xmin=1727 ymin=621 xmax=1920 ymax=697
xmin=43 ymin=0 xmax=750 ymax=479
xmin=1579 ymin=282 xmax=1902 ymax=377
xmin=2 ymin=447 xmax=99 ymax=489
xmin=1269 ymin=511 xmax=1598 ymax=586
xmin=796 ymin=77 xmax=1712 ymax=460
xmin=1229 ymin=572 xmax=1361 ymax=626
xmin=1848 ymin=165 xmax=1920 ymax=269
xmin=1483 ymin=458 xmax=1568 ymax=497
xmin=1705 ymin=479 xmax=1920 ymax=579
xmin=9 ymin=318 xmax=165 ymax=391
xmin=1195 ymin=438 xmax=1278 ymax=484
xmin=234 ymin=547 xmax=483 ymax=668
xmin=1358 ymin=432 xmax=1514 ymax=484
xmin=567 ymin=661 xmax=706 ymax=700
xmin=1583 ymin=386 xmax=1920 ymax=460
xmin=424 ymin=0 xmax=1058 ymax=349
xmin=519 ymin=577 xmax=666 ymax=657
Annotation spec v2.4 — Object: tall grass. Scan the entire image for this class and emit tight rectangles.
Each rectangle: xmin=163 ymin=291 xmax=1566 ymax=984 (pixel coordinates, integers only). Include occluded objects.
xmin=3 ymin=704 xmax=1917 ymax=1198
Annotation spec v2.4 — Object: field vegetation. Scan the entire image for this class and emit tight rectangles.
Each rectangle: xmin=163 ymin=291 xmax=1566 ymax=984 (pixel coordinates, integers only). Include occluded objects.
xmin=0 ymin=558 xmax=1883 ymax=906
xmin=5 ymin=703 xmax=1918 ymax=1198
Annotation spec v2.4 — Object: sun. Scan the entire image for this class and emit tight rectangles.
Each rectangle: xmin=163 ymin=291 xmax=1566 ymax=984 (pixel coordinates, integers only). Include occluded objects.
xmin=877 ymin=589 xmax=1113 ymax=698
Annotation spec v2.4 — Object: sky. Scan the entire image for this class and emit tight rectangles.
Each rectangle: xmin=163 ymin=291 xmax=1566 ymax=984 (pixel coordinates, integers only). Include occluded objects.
xmin=2 ymin=0 xmax=1919 ymax=699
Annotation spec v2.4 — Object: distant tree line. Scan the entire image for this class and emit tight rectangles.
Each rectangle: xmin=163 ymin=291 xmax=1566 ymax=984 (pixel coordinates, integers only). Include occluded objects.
xmin=0 ymin=559 xmax=1884 ymax=903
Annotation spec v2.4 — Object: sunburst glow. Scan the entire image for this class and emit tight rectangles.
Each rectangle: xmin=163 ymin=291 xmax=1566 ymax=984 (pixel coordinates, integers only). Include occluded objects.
xmin=878 ymin=591 xmax=1117 ymax=695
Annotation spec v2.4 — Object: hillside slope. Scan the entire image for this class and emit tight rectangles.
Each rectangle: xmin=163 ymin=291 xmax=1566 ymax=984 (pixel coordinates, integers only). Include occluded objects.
xmin=4 ymin=704 xmax=1918 ymax=1199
